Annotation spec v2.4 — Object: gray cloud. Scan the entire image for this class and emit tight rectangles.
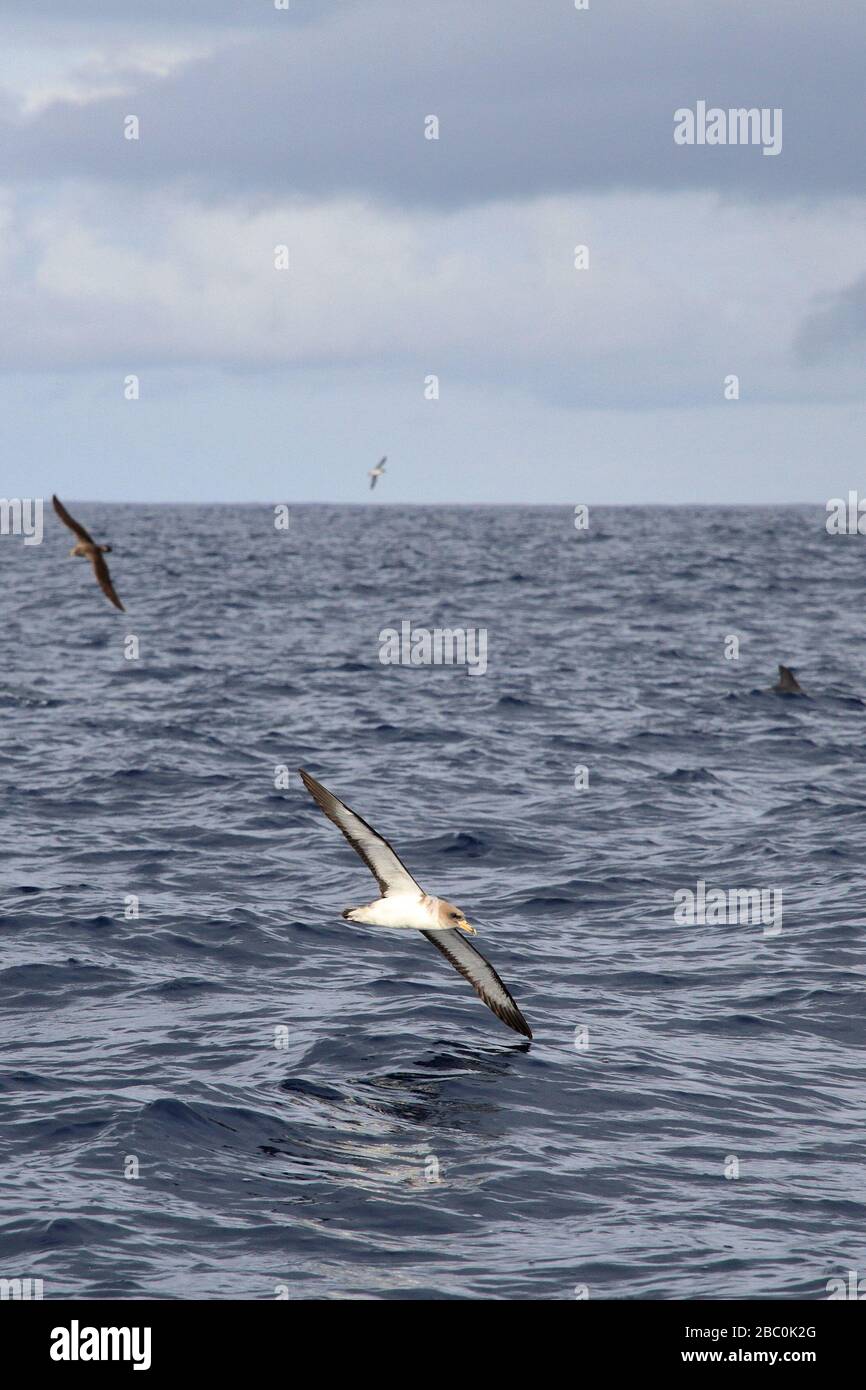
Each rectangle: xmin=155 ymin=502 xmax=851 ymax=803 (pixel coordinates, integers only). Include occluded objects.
xmin=0 ymin=0 xmax=864 ymax=510
xmin=796 ymin=275 xmax=866 ymax=360
xmin=0 ymin=0 xmax=863 ymax=206
xmin=0 ymin=0 xmax=354 ymax=28
xmin=1 ymin=184 xmax=863 ymax=410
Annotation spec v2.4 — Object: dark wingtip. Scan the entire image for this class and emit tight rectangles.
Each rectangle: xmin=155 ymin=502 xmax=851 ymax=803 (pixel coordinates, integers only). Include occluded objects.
xmin=299 ymin=768 xmax=330 ymax=807
xmin=500 ymin=1001 xmax=532 ymax=1039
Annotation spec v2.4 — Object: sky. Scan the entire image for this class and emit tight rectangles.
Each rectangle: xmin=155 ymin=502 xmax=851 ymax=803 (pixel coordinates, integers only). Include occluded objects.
xmin=0 ymin=0 xmax=864 ymax=503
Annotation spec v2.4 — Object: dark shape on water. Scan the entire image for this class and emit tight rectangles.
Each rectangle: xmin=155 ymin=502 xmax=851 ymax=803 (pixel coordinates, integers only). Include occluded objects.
xmin=773 ymin=665 xmax=805 ymax=695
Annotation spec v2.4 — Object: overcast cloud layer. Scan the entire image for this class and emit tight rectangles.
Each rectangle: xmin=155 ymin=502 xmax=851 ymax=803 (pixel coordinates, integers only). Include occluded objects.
xmin=1 ymin=1 xmax=864 ymax=501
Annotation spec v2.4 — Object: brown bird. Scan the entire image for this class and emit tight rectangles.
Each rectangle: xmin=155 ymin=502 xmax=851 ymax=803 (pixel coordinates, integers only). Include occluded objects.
xmin=52 ymin=495 xmax=125 ymax=612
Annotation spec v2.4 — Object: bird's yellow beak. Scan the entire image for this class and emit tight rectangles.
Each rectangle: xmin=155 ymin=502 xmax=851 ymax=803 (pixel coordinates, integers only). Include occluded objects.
xmin=459 ymin=920 xmax=477 ymax=936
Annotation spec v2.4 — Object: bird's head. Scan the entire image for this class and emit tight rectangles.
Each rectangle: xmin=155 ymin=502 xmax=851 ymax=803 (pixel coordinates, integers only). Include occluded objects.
xmin=437 ymin=899 xmax=476 ymax=934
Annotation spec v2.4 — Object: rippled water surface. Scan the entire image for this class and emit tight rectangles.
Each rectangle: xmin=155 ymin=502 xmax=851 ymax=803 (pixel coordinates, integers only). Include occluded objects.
xmin=2 ymin=503 xmax=865 ymax=1300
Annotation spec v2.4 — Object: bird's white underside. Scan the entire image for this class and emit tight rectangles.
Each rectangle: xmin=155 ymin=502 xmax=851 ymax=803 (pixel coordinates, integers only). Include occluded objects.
xmin=346 ymin=893 xmax=451 ymax=929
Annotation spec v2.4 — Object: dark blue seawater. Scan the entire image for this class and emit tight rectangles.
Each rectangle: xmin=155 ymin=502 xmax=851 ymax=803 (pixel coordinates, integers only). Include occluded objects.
xmin=2 ymin=503 xmax=865 ymax=1300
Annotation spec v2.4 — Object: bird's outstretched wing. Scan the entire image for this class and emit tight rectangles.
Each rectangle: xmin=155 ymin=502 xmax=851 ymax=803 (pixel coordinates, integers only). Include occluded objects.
xmin=299 ymin=769 xmax=422 ymax=897
xmin=422 ymin=928 xmax=532 ymax=1038
xmin=52 ymin=494 xmax=94 ymax=545
xmin=90 ymin=550 xmax=125 ymax=612
xmin=369 ymin=474 xmax=378 ymax=490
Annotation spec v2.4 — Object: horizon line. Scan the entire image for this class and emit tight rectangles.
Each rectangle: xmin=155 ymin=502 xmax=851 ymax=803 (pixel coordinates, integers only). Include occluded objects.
xmin=28 ymin=498 xmax=832 ymax=508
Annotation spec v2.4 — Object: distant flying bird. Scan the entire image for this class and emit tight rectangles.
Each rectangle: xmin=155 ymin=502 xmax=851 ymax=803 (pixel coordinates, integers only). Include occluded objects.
xmin=368 ymin=456 xmax=387 ymax=490
xmin=773 ymin=665 xmax=805 ymax=695
xmin=52 ymin=495 xmax=125 ymax=612
xmin=299 ymin=769 xmax=532 ymax=1039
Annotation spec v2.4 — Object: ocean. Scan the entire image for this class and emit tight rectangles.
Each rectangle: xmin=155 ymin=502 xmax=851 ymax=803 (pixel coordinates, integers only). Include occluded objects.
xmin=1 ymin=502 xmax=865 ymax=1300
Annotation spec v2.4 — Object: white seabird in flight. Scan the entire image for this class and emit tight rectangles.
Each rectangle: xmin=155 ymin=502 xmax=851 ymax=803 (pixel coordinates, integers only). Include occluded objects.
xmin=299 ymin=769 xmax=532 ymax=1039
xmin=368 ymin=456 xmax=387 ymax=490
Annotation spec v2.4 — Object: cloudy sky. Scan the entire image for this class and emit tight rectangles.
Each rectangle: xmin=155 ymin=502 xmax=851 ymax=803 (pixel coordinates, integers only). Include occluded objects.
xmin=1 ymin=0 xmax=864 ymax=502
